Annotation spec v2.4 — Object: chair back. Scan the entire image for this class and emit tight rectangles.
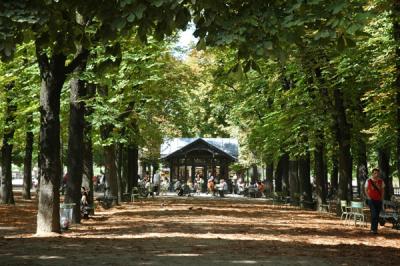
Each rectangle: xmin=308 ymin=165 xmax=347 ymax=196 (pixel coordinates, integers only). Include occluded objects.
xmin=351 ymin=201 xmax=364 ymax=214
xmin=340 ymin=200 xmax=348 ymax=212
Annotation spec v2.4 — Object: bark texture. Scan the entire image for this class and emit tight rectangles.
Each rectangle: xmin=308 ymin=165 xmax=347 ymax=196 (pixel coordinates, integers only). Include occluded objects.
xmin=0 ymin=83 xmax=16 ymax=204
xmin=23 ymin=115 xmax=34 ymax=200
xmin=36 ymin=48 xmax=66 ymax=233
xmin=333 ymin=88 xmax=352 ymax=203
xmin=65 ymin=48 xmax=89 ymax=224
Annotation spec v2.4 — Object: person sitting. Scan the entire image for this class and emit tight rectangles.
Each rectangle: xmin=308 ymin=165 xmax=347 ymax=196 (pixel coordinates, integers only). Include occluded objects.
xmin=81 ymin=187 xmax=90 ymax=219
xmin=237 ymin=178 xmax=245 ymax=195
xmin=256 ymin=181 xmax=266 ymax=198
xmin=217 ymin=179 xmax=228 ymax=198
xmin=207 ymin=176 xmax=215 ymax=196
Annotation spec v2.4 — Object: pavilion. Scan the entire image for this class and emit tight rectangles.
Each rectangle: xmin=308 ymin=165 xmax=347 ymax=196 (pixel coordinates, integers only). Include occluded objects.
xmin=160 ymin=138 xmax=238 ymax=185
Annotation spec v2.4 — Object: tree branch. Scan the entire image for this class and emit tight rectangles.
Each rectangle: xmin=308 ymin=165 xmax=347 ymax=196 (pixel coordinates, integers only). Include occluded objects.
xmin=65 ymin=48 xmax=90 ymax=74
xmin=34 ymin=40 xmax=50 ymax=77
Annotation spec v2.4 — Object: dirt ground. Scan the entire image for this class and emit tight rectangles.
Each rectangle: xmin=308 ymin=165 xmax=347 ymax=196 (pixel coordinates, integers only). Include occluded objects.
xmin=1 ymin=192 xmax=399 ymax=266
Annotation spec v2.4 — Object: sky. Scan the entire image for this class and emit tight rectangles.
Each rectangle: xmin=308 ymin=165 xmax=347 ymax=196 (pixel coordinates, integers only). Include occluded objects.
xmin=173 ymin=25 xmax=198 ymax=59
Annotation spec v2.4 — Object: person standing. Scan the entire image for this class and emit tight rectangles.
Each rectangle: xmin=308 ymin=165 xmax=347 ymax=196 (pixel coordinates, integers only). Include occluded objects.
xmin=364 ymin=168 xmax=385 ymax=234
xmin=153 ymin=170 xmax=161 ymax=196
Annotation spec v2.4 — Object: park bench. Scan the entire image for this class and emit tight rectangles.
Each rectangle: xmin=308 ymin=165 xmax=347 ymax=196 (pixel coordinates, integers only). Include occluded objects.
xmin=272 ymin=192 xmax=291 ymax=208
xmin=379 ymin=200 xmax=400 ymax=229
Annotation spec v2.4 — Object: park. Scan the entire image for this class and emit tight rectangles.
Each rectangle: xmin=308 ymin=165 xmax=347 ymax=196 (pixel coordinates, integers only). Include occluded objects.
xmin=1 ymin=1 xmax=400 ymax=265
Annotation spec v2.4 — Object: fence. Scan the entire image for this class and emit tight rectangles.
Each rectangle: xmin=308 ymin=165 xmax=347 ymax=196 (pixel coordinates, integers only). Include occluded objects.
xmin=352 ymin=186 xmax=400 ymax=197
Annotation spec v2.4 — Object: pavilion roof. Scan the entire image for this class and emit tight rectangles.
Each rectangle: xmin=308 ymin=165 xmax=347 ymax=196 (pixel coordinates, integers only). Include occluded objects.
xmin=160 ymin=138 xmax=239 ymax=160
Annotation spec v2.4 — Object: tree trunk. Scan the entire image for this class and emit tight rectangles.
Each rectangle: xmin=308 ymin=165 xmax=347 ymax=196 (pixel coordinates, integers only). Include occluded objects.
xmin=117 ymin=143 xmax=123 ymax=202
xmin=83 ymin=83 xmax=95 ymax=208
xmin=298 ymin=152 xmax=312 ymax=203
xmin=104 ymin=144 xmax=118 ymax=203
xmin=331 ymin=150 xmax=339 ymax=193
xmin=127 ymin=145 xmax=139 ymax=191
xmin=275 ymin=154 xmax=288 ymax=193
xmin=276 ymin=153 xmax=289 ymax=196
xmin=265 ymin=162 xmax=274 ymax=194
xmin=99 ymin=86 xmax=118 ymax=203
xmin=251 ymin=164 xmax=258 ymax=184
xmin=0 ymin=82 xmax=16 ymax=204
xmin=314 ymin=139 xmax=327 ymax=209
xmin=22 ymin=114 xmax=34 ymax=200
xmin=393 ymin=0 xmax=400 ymax=189
xmin=378 ymin=147 xmax=392 ymax=200
xmin=288 ymin=159 xmax=299 ymax=198
xmin=36 ymin=48 xmax=67 ymax=234
xmin=356 ymin=139 xmax=368 ymax=200
xmin=65 ymin=48 xmax=89 ymax=224
xmin=333 ymin=88 xmax=352 ymax=204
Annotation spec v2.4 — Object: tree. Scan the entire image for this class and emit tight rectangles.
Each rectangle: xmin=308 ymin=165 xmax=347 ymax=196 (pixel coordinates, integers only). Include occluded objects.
xmin=0 ymin=0 xmax=191 ymax=234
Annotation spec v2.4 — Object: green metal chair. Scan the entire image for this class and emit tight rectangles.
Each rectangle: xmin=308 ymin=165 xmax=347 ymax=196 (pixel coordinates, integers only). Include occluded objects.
xmin=349 ymin=201 xmax=367 ymax=227
xmin=340 ymin=200 xmax=351 ymax=224
xmin=131 ymin=187 xmax=140 ymax=203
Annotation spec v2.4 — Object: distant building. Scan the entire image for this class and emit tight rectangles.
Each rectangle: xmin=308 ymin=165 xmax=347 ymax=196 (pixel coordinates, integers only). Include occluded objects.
xmin=160 ymin=138 xmax=238 ymax=183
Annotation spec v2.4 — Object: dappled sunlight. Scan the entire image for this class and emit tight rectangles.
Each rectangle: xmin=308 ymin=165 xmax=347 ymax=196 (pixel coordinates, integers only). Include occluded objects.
xmin=1 ymin=193 xmax=400 ymax=265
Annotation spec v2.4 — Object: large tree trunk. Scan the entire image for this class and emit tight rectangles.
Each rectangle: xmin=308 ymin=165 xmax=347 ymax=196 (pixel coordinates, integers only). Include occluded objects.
xmin=99 ymin=87 xmax=118 ymax=203
xmin=356 ymin=139 xmax=368 ymax=200
xmin=65 ymin=48 xmax=89 ymax=224
xmin=265 ymin=162 xmax=274 ymax=194
xmin=298 ymin=152 xmax=312 ymax=203
xmin=104 ymin=144 xmax=118 ymax=203
xmin=83 ymin=83 xmax=96 ymax=207
xmin=117 ymin=144 xmax=123 ymax=202
xmin=274 ymin=154 xmax=286 ymax=193
xmin=333 ymin=88 xmax=352 ymax=204
xmin=0 ymin=82 xmax=16 ymax=204
xmin=393 ymin=0 xmax=400 ymax=189
xmin=36 ymin=48 xmax=66 ymax=234
xmin=251 ymin=164 xmax=258 ymax=184
xmin=275 ymin=153 xmax=289 ymax=195
xmin=314 ymin=138 xmax=327 ymax=209
xmin=22 ymin=114 xmax=34 ymax=200
xmin=288 ymin=159 xmax=299 ymax=198
xmin=127 ymin=145 xmax=139 ymax=191
xmin=331 ymin=150 xmax=339 ymax=193
xmin=378 ymin=147 xmax=393 ymax=200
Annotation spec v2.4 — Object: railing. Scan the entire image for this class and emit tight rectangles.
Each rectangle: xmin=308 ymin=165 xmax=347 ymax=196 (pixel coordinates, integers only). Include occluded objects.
xmin=352 ymin=186 xmax=400 ymax=196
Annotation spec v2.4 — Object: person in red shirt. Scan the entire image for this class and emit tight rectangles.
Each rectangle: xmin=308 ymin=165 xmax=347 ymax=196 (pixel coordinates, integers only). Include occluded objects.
xmin=364 ymin=168 xmax=385 ymax=234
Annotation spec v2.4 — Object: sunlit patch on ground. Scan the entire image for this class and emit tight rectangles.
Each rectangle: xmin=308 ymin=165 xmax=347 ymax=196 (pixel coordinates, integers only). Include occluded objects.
xmin=1 ymin=192 xmax=399 ymax=265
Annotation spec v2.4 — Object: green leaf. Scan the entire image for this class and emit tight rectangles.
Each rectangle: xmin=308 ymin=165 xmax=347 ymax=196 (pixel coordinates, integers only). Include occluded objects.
xmin=127 ymin=13 xmax=136 ymax=23
xmin=151 ymin=0 xmax=165 ymax=8
xmin=134 ymin=4 xmax=147 ymax=20
xmin=331 ymin=1 xmax=346 ymax=15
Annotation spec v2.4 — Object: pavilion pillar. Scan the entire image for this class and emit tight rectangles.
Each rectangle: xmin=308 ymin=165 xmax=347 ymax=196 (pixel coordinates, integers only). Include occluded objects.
xmin=177 ymin=158 xmax=181 ymax=180
xmin=211 ymin=155 xmax=216 ymax=178
xmin=169 ymin=161 xmax=173 ymax=181
xmin=204 ymin=164 xmax=208 ymax=192
xmin=191 ymin=158 xmax=195 ymax=184
xmin=184 ymin=157 xmax=187 ymax=182
xmin=225 ymin=163 xmax=230 ymax=180
xmin=220 ymin=160 xmax=226 ymax=180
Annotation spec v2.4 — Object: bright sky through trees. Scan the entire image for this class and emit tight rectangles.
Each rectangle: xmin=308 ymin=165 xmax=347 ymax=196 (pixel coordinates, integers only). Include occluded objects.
xmin=173 ymin=24 xmax=197 ymax=59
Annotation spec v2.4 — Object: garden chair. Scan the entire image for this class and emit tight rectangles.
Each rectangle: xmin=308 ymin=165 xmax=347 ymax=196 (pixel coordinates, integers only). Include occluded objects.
xmin=131 ymin=187 xmax=140 ymax=203
xmin=349 ymin=201 xmax=367 ymax=227
xmin=340 ymin=200 xmax=351 ymax=224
